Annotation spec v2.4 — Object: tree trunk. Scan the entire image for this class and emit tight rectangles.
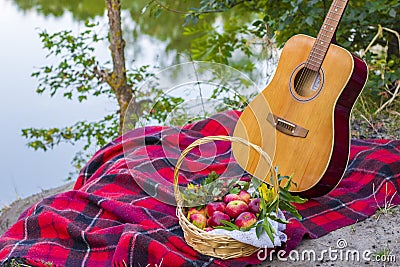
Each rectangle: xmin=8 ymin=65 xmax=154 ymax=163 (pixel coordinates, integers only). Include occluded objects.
xmin=106 ymin=0 xmax=133 ymax=135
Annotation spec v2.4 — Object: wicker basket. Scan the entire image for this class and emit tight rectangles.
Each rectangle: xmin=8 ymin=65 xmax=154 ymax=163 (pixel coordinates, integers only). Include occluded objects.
xmin=173 ymin=135 xmax=278 ymax=259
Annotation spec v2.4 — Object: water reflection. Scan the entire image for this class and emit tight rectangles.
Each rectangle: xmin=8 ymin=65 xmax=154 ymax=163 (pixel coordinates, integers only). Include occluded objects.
xmin=12 ymin=0 xmax=105 ymax=19
xmin=11 ymin=0 xmax=195 ymax=65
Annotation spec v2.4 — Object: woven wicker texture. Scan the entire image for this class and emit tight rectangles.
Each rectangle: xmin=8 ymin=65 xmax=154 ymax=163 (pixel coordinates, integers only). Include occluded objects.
xmin=173 ymin=135 xmax=278 ymax=259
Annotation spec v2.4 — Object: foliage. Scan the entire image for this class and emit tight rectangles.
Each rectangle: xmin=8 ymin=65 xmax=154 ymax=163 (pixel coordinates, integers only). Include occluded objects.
xmin=149 ymin=0 xmax=399 ymax=137
xmin=22 ymin=114 xmax=118 ymax=174
xmin=24 ymin=20 xmax=159 ymax=176
xmin=180 ymin=171 xmax=238 ymax=206
xmin=31 ymin=22 xmax=106 ymax=102
xmin=182 ymin=170 xmax=307 ymax=243
xmin=12 ymin=0 xmax=105 ymax=20
xmin=21 ymin=0 xmax=399 ymax=178
xmin=24 ymin=22 xmax=118 ymax=161
xmin=251 ymin=173 xmax=306 ymax=241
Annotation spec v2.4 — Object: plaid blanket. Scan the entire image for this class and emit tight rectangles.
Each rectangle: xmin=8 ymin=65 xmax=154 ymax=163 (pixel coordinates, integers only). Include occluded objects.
xmin=0 ymin=111 xmax=399 ymax=267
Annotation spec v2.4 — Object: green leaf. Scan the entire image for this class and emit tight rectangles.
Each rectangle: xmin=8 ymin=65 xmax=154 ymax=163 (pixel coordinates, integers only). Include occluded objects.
xmin=259 ymin=198 xmax=267 ymax=219
xmin=279 ymin=201 xmax=302 ymax=220
xmin=220 ymin=220 xmax=239 ymax=230
xmin=262 ymin=220 xmax=275 ymax=243
xmin=214 ymin=225 xmax=235 ymax=231
xmin=279 ymin=190 xmax=307 ymax=204
xmin=237 ymin=181 xmax=249 ymax=190
xmin=78 ymin=95 xmax=87 ymax=102
xmin=267 ymin=213 xmax=289 ymax=224
xmin=389 ymin=8 xmax=396 ymax=17
xmin=251 ymin=176 xmax=263 ymax=192
xmin=264 ymin=196 xmax=279 ymax=214
xmin=305 ymin=17 xmax=313 ymax=26
xmin=201 ymin=171 xmax=220 ymax=186
xmin=239 ymin=223 xmax=257 ymax=232
xmin=229 ymin=187 xmax=240 ymax=194
xmin=256 ymin=223 xmax=264 ymax=239
xmin=282 ymin=175 xmax=293 ymax=190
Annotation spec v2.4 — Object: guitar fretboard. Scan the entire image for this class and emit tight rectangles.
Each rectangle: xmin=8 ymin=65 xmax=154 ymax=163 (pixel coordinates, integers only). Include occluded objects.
xmin=305 ymin=0 xmax=349 ymax=71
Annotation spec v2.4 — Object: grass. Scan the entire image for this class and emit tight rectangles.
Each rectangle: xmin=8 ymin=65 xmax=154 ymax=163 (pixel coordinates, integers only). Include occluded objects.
xmin=351 ymin=26 xmax=399 ymax=140
xmin=373 ymin=183 xmax=398 ymax=221
xmin=1 ymin=258 xmax=53 ymax=267
xmin=372 ymin=245 xmax=396 ymax=266
xmin=1 ymin=205 xmax=10 ymax=214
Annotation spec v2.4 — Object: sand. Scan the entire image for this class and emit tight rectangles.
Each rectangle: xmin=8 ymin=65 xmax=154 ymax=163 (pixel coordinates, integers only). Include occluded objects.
xmin=0 ymin=183 xmax=398 ymax=266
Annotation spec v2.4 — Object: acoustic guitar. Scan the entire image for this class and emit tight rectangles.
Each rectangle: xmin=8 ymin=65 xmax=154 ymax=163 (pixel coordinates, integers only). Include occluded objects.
xmin=232 ymin=0 xmax=368 ymax=198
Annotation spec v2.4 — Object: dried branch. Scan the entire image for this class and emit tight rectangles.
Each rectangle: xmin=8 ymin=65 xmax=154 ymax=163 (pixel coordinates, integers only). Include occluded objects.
xmin=374 ymin=81 xmax=400 ymax=115
xmin=362 ymin=25 xmax=400 ymax=58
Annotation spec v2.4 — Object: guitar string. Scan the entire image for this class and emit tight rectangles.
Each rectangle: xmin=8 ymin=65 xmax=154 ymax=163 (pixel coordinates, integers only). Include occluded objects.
xmin=296 ymin=36 xmax=321 ymax=96
xmin=304 ymin=0 xmax=342 ymax=90
xmin=296 ymin=1 xmax=344 ymax=96
xmin=294 ymin=0 xmax=344 ymax=96
xmin=296 ymin=20 xmax=329 ymax=95
xmin=297 ymin=0 xmax=345 ymax=94
xmin=295 ymin=4 xmax=334 ymax=96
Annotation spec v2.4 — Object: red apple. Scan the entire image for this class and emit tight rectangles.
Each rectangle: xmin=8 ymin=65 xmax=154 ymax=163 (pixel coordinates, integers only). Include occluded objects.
xmin=248 ymin=198 xmax=261 ymax=214
xmin=235 ymin=212 xmax=257 ymax=229
xmin=207 ymin=211 xmax=231 ymax=227
xmin=190 ymin=213 xmax=207 ymax=229
xmin=205 ymin=202 xmax=226 ymax=218
xmin=238 ymin=190 xmax=251 ymax=204
xmin=223 ymin=193 xmax=241 ymax=203
xmin=225 ymin=200 xmax=248 ymax=219
xmin=187 ymin=207 xmax=206 ymax=219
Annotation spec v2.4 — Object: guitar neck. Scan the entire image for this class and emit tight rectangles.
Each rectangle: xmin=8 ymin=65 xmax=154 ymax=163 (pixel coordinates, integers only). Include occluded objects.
xmin=305 ymin=0 xmax=349 ymax=71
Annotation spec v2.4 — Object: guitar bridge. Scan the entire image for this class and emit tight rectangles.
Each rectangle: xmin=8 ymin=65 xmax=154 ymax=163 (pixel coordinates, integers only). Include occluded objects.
xmin=267 ymin=113 xmax=309 ymax=138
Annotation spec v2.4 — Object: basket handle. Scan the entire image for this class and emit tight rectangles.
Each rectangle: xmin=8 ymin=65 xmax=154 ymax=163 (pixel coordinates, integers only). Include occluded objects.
xmin=173 ymin=135 xmax=279 ymax=204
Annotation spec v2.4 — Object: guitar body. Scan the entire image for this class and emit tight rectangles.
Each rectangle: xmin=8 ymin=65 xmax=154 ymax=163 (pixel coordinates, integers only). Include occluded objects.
xmin=233 ymin=34 xmax=368 ymax=198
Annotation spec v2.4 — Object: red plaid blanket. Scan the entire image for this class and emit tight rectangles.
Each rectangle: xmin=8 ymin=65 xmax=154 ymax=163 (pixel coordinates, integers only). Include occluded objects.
xmin=0 ymin=111 xmax=399 ymax=267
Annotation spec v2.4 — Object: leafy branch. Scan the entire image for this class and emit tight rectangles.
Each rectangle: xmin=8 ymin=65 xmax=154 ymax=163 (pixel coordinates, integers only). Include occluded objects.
xmin=21 ymin=113 xmax=119 ymax=152
xmin=180 ymin=171 xmax=238 ymax=206
xmin=145 ymin=0 xmax=250 ymax=25
xmin=254 ymin=173 xmax=306 ymax=242
xmin=31 ymin=21 xmax=107 ymax=102
xmin=182 ymin=169 xmax=307 ymax=243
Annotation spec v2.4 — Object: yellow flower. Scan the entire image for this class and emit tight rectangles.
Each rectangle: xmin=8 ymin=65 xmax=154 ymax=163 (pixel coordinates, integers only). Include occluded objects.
xmin=258 ymin=183 xmax=276 ymax=203
xmin=187 ymin=183 xmax=196 ymax=190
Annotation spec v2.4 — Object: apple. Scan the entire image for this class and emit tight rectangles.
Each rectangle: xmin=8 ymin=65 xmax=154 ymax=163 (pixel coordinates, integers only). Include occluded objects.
xmin=235 ymin=211 xmax=257 ymax=229
xmin=187 ymin=207 xmax=206 ymax=219
xmin=223 ymin=193 xmax=241 ymax=203
xmin=225 ymin=200 xmax=248 ymax=219
xmin=204 ymin=227 xmax=214 ymax=232
xmin=190 ymin=213 xmax=207 ymax=229
xmin=205 ymin=202 xmax=226 ymax=217
xmin=248 ymin=198 xmax=261 ymax=214
xmin=207 ymin=211 xmax=231 ymax=227
xmin=238 ymin=190 xmax=251 ymax=204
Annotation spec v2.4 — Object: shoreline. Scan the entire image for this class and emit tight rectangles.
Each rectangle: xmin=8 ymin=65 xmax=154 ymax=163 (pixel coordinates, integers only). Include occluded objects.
xmin=1 ymin=182 xmax=398 ymax=266
xmin=0 ymin=182 xmax=74 ymax=236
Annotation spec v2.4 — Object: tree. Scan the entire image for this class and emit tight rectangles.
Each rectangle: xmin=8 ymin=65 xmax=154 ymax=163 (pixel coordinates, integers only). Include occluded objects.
xmin=22 ymin=0 xmax=193 ymax=173
xmin=147 ymin=0 xmax=399 ymax=137
xmin=23 ymin=0 xmax=399 ymax=174
xmin=23 ymin=0 xmax=155 ymax=172
xmin=104 ymin=0 xmax=131 ymax=134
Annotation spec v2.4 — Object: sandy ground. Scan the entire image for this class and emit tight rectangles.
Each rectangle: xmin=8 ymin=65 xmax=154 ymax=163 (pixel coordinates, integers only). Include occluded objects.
xmin=261 ymin=208 xmax=400 ymax=267
xmin=0 ymin=182 xmax=74 ymax=235
xmin=0 ymin=183 xmax=399 ymax=267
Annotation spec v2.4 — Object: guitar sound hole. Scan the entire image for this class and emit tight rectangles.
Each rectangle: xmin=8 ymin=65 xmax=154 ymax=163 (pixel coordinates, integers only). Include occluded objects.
xmin=293 ymin=66 xmax=323 ymax=98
